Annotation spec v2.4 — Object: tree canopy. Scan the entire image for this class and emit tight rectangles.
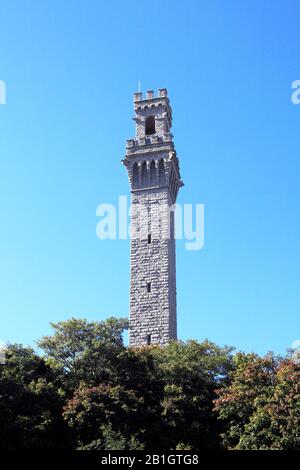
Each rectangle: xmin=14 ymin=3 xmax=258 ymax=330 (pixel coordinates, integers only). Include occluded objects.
xmin=0 ymin=317 xmax=298 ymax=450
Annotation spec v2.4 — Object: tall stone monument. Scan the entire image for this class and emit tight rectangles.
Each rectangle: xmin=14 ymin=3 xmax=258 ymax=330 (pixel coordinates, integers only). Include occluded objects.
xmin=122 ymin=88 xmax=183 ymax=346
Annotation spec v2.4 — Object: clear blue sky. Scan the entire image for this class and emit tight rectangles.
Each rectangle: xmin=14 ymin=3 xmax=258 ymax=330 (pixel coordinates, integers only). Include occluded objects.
xmin=0 ymin=0 xmax=299 ymax=355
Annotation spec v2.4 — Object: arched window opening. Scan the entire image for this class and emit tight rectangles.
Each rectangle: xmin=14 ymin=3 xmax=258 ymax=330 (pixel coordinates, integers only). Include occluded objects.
xmin=170 ymin=210 xmax=175 ymax=240
xmin=145 ymin=116 xmax=155 ymax=135
xmin=159 ymin=159 xmax=166 ymax=185
xmin=141 ymin=161 xmax=148 ymax=187
xmin=133 ymin=163 xmax=138 ymax=188
xmin=150 ymin=160 xmax=156 ymax=186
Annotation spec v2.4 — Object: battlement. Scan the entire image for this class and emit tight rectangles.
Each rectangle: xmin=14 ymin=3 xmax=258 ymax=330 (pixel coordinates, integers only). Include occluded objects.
xmin=133 ymin=88 xmax=168 ymax=102
xmin=126 ymin=133 xmax=173 ymax=149
xmin=132 ymin=87 xmax=172 ymax=137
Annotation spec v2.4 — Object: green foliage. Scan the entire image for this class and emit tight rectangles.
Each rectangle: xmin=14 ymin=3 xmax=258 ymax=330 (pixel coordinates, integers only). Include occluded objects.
xmin=0 ymin=345 xmax=68 ymax=448
xmin=150 ymin=340 xmax=234 ymax=449
xmin=37 ymin=317 xmax=129 ymax=389
xmin=78 ymin=424 xmax=144 ymax=450
xmin=214 ymin=353 xmax=300 ymax=450
xmin=1 ymin=318 xmax=298 ymax=450
xmin=63 ymin=384 xmax=144 ymax=447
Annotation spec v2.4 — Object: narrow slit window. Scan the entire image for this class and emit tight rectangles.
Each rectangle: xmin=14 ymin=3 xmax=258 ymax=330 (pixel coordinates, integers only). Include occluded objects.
xmin=146 ymin=334 xmax=151 ymax=345
xmin=148 ymin=233 xmax=151 ymax=244
xmin=147 ymin=282 xmax=151 ymax=293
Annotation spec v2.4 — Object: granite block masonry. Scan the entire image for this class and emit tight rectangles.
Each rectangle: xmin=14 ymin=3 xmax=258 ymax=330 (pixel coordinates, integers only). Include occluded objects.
xmin=122 ymin=88 xmax=183 ymax=346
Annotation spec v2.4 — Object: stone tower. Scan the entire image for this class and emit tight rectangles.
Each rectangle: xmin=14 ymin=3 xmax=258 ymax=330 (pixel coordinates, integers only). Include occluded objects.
xmin=122 ymin=88 xmax=183 ymax=346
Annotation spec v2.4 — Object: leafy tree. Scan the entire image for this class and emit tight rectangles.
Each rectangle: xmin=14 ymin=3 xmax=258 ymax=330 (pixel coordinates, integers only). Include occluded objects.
xmin=214 ymin=353 xmax=300 ymax=450
xmin=117 ymin=346 xmax=166 ymax=446
xmin=79 ymin=424 xmax=144 ymax=450
xmin=58 ymin=334 xmax=234 ymax=450
xmin=151 ymin=340 xmax=234 ymax=450
xmin=0 ymin=345 xmax=68 ymax=448
xmin=1 ymin=318 xmax=298 ymax=450
xmin=37 ymin=317 xmax=128 ymax=389
xmin=63 ymin=384 xmax=144 ymax=449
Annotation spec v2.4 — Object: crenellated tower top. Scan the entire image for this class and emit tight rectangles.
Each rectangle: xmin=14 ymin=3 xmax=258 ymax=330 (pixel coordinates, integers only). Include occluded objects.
xmin=122 ymin=88 xmax=183 ymax=204
xmin=132 ymin=88 xmax=172 ymax=140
